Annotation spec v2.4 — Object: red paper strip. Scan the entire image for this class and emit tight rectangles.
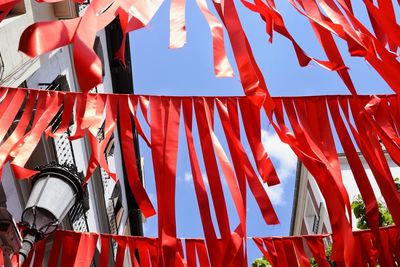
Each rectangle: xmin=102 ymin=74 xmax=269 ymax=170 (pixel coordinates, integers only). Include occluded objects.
xmin=216 ymin=98 xmax=279 ymax=225
xmin=73 ymin=232 xmax=98 ymax=267
xmin=59 ymin=232 xmax=81 ymax=267
xmin=31 ymin=239 xmax=47 ymax=267
xmin=169 ymin=0 xmax=186 ymax=49
xmin=11 ymin=91 xmax=63 ymax=178
xmin=193 ymin=98 xmax=231 ymax=245
xmin=243 ymin=0 xmax=400 ymax=97
xmin=182 ymin=98 xmax=222 ymax=267
xmin=119 ymin=95 xmax=156 ymax=218
xmin=0 ymin=88 xmax=399 ymax=267
xmin=304 ymin=236 xmax=330 ymax=267
xmin=0 ymin=90 xmax=37 ymax=173
xmin=0 ymin=89 xmax=26 ymax=143
xmin=0 ymin=0 xmax=21 ymax=21
xmin=212 ymin=0 xmax=271 ymax=100
xmin=8 ymin=227 xmax=400 ymax=267
xmin=128 ymin=96 xmax=151 ymax=147
xmin=292 ymin=237 xmax=311 ymax=267
xmin=328 ymin=97 xmax=380 ymax=232
xmin=239 ymin=97 xmax=279 ymax=185
xmin=150 ymin=96 xmax=181 ymax=266
xmin=85 ymin=94 xmax=118 ymax=183
xmin=113 ymin=236 xmax=127 ymax=267
xmin=99 ymin=235 xmax=110 ymax=267
xmin=265 ymin=97 xmax=355 ymax=264
xmin=195 ymin=0 xmax=234 ymax=77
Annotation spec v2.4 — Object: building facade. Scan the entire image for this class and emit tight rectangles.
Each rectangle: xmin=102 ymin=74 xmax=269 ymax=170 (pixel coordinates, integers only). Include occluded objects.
xmin=0 ymin=0 xmax=144 ymax=264
xmin=290 ymin=153 xmax=400 ymax=237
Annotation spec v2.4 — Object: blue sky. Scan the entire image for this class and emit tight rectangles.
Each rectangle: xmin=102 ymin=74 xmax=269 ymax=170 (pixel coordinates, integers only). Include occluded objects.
xmin=129 ymin=0 xmax=393 ymax=263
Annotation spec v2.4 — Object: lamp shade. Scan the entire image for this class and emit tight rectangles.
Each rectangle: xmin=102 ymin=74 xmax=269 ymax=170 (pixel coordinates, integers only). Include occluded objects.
xmin=21 ymin=163 xmax=84 ymax=236
xmin=18 ymin=163 xmax=85 ymax=264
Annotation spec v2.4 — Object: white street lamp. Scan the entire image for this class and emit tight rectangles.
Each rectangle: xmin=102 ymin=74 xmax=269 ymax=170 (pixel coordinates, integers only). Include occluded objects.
xmin=19 ymin=163 xmax=86 ymax=264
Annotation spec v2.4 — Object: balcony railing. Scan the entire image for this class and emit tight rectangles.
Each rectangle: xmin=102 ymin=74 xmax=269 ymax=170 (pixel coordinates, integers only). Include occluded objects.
xmin=312 ymin=214 xmax=320 ymax=234
xmin=78 ymin=0 xmax=90 ymax=16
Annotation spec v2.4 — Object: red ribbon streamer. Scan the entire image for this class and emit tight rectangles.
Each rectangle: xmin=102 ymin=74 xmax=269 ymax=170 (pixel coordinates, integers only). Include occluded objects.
xmin=5 ymin=0 xmax=399 ymax=100
xmin=0 ymin=88 xmax=399 ymax=267
xmin=17 ymin=0 xmax=234 ymax=91
xmin=11 ymin=227 xmax=398 ymax=267
xmin=150 ymin=96 xmax=181 ymax=266
xmin=119 ymin=95 xmax=156 ymax=218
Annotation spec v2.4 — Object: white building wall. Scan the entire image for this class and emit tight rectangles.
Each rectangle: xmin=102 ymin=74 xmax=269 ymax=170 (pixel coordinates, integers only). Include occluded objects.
xmin=24 ymin=31 xmax=130 ymax=235
xmin=302 ymin=154 xmax=400 ymax=233
xmin=0 ymin=0 xmax=55 ymax=87
xmin=0 ymin=3 xmax=133 ymax=246
xmin=95 ymin=29 xmax=130 ymax=235
xmin=24 ymin=44 xmax=105 ymax=233
xmin=0 ymin=0 xmax=57 ymax=228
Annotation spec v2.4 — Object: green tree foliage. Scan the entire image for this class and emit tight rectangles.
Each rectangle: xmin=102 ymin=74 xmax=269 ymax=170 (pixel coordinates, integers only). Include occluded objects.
xmin=351 ymin=177 xmax=399 ymax=230
xmin=310 ymin=245 xmax=335 ymax=267
xmin=252 ymin=179 xmax=399 ymax=267
xmin=252 ymin=257 xmax=271 ymax=267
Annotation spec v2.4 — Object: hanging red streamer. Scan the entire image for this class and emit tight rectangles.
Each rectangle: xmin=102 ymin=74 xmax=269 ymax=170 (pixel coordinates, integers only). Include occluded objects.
xmin=1 ymin=0 xmax=398 ymax=100
xmin=244 ymin=0 xmax=400 ymax=96
xmin=10 ymin=226 xmax=399 ymax=267
xmin=0 ymin=88 xmax=399 ymax=266
xmin=16 ymin=0 xmax=234 ymax=92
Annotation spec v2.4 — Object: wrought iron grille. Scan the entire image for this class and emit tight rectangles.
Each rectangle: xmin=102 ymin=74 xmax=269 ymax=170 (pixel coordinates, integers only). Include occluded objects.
xmin=45 ymin=79 xmax=90 ymax=233
xmin=106 ymin=198 xmax=118 ymax=235
xmin=54 ymin=129 xmax=90 ymax=232
xmin=78 ymin=0 xmax=90 ymax=15
xmin=312 ymin=215 xmax=320 ymax=234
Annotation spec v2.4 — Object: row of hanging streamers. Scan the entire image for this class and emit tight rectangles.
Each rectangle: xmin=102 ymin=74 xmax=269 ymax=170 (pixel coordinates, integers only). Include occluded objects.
xmin=267 ymin=94 xmax=400 ymax=265
xmin=2 ymin=0 xmax=236 ymax=93
xmin=1 ymin=0 xmax=397 ymax=100
xmin=254 ymin=226 xmax=400 ymax=267
xmin=243 ymin=0 xmax=400 ymax=95
xmin=10 ymin=0 xmax=270 ymax=99
xmin=0 ymin=87 xmax=279 ymax=265
xmin=0 ymin=88 xmax=399 ymax=265
xmin=5 ymin=226 xmax=398 ymax=267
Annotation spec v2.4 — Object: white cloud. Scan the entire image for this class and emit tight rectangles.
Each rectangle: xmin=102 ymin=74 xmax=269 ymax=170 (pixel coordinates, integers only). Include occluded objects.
xmin=261 ymin=129 xmax=297 ymax=181
xmin=184 ymin=172 xmax=193 ymax=182
xmin=179 ymin=171 xmax=209 ymax=186
xmin=261 ymin=129 xmax=297 ymax=206
xmin=266 ymin=185 xmax=285 ymax=206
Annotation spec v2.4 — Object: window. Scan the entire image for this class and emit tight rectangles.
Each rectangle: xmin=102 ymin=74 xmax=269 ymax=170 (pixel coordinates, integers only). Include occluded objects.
xmin=305 ymin=193 xmax=318 ymax=233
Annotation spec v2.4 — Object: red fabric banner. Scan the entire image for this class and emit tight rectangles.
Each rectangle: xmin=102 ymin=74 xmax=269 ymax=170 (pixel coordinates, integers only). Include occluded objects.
xmin=5 ymin=0 xmax=397 ymax=100
xmin=11 ymin=227 xmax=399 ymax=267
xmin=244 ymin=0 xmax=400 ymax=96
xmin=0 ymin=88 xmax=398 ymax=266
xmin=15 ymin=0 xmax=233 ymax=92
